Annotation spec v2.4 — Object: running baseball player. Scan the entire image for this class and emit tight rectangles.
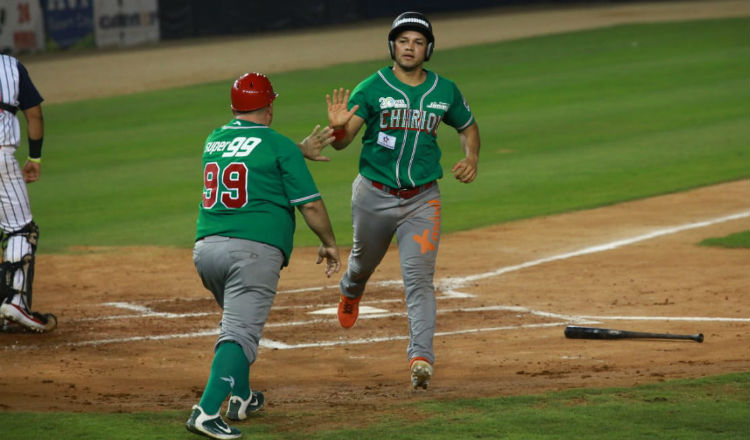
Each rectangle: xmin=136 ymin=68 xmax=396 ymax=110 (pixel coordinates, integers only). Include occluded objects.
xmin=304 ymin=11 xmax=480 ymax=390
xmin=0 ymin=54 xmax=57 ymax=333
xmin=186 ymin=72 xmax=340 ymax=440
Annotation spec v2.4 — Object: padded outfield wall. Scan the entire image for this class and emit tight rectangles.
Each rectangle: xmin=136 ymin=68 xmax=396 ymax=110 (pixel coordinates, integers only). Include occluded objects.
xmin=2 ymin=0 xmax=676 ymax=54
xmin=157 ymin=0 xmax=671 ymax=39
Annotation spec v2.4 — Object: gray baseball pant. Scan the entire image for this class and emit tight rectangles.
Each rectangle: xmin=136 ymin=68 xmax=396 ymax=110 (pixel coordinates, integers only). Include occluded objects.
xmin=193 ymin=236 xmax=283 ymax=365
xmin=341 ymin=174 xmax=441 ymax=364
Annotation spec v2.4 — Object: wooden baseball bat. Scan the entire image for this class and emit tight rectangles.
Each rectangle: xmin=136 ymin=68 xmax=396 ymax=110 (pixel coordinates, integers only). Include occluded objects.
xmin=564 ymin=325 xmax=703 ymax=343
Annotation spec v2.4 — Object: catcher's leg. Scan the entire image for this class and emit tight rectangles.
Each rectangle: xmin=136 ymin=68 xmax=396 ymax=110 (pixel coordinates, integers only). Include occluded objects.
xmin=0 ymin=222 xmax=55 ymax=332
xmin=1 ymin=221 xmax=38 ymax=306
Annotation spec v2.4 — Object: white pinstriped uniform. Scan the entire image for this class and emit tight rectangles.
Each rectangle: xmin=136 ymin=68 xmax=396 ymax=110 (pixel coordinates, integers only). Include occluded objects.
xmin=0 ymin=55 xmax=36 ymax=293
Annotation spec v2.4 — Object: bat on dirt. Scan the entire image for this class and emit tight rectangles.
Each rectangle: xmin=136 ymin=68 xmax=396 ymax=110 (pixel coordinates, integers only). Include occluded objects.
xmin=564 ymin=326 xmax=704 ymax=343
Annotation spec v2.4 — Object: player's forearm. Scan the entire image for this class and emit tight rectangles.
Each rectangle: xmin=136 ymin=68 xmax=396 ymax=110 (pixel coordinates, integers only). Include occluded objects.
xmin=331 ymin=137 xmax=352 ymax=150
xmin=298 ymin=199 xmax=337 ymax=247
xmin=330 ymin=126 xmax=354 ymax=150
xmin=460 ymin=122 xmax=480 ymax=162
xmin=23 ymin=105 xmax=44 ymax=140
xmin=330 ymin=114 xmax=364 ymax=150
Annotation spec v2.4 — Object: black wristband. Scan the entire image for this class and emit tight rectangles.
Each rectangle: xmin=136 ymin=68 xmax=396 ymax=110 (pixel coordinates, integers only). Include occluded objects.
xmin=28 ymin=137 xmax=43 ymax=159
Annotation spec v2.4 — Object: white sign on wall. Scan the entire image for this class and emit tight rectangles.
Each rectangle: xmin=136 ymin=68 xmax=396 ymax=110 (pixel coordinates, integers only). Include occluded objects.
xmin=0 ymin=0 xmax=46 ymax=54
xmin=93 ymin=0 xmax=159 ymax=48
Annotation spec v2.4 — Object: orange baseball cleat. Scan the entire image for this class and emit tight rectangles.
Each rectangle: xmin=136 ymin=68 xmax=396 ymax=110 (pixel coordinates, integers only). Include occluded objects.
xmin=337 ymin=295 xmax=361 ymax=328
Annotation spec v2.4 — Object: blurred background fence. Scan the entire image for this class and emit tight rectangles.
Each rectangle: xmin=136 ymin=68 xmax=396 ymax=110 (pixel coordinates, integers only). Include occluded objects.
xmin=1 ymin=0 xmax=660 ymax=55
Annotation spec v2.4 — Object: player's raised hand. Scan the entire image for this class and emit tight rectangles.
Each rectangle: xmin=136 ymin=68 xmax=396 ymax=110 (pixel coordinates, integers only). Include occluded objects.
xmin=326 ymin=88 xmax=359 ymax=129
xmin=316 ymin=244 xmax=341 ymax=278
xmin=299 ymin=125 xmax=335 ymax=161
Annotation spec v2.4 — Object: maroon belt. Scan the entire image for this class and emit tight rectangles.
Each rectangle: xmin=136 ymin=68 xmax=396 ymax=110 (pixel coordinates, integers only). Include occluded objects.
xmin=371 ymin=180 xmax=435 ymax=199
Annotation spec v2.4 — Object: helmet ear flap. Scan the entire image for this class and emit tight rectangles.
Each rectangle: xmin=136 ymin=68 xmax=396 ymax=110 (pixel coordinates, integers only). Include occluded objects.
xmin=389 ymin=40 xmax=396 ymax=60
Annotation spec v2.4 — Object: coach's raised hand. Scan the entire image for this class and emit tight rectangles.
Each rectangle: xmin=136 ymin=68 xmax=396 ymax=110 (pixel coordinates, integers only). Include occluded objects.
xmin=299 ymin=125 xmax=335 ymax=161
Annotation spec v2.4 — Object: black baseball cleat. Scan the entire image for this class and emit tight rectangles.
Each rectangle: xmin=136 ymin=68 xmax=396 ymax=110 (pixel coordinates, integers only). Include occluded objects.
xmin=225 ymin=391 xmax=265 ymax=421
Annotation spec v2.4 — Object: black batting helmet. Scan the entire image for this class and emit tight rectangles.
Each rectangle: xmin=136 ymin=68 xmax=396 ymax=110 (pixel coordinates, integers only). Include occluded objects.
xmin=388 ymin=11 xmax=435 ymax=61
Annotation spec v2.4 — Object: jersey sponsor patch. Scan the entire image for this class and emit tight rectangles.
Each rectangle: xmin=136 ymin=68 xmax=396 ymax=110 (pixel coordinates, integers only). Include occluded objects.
xmin=378 ymin=96 xmax=408 ymax=109
xmin=426 ymin=101 xmax=449 ymax=111
xmin=377 ymin=132 xmax=397 ymax=150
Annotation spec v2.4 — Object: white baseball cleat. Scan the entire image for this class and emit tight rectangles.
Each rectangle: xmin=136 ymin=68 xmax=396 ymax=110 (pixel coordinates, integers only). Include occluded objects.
xmin=225 ymin=391 xmax=265 ymax=421
xmin=186 ymin=405 xmax=241 ymax=440
xmin=410 ymin=358 xmax=434 ymax=390
xmin=0 ymin=302 xmax=57 ymax=333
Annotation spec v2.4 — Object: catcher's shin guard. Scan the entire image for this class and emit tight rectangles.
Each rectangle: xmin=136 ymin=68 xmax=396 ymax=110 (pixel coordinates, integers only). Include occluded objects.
xmin=0 ymin=261 xmax=13 ymax=303
xmin=0 ymin=221 xmax=38 ymax=308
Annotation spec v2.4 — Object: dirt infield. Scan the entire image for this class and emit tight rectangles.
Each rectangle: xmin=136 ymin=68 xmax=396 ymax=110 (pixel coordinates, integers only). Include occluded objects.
xmin=1 ymin=180 xmax=747 ymax=414
xmin=1 ymin=0 xmax=748 ymax=423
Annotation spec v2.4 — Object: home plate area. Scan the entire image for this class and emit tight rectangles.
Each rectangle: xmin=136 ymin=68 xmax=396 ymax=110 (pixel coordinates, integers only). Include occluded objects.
xmin=19 ymin=281 xmax=567 ymax=350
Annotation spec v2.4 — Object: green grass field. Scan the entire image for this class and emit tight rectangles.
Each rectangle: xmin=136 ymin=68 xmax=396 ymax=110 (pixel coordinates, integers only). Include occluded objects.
xmin=699 ymin=230 xmax=750 ymax=248
xmin=6 ymin=17 xmax=749 ymax=440
xmin=0 ymin=373 xmax=747 ymax=439
xmin=29 ymin=17 xmax=748 ymax=253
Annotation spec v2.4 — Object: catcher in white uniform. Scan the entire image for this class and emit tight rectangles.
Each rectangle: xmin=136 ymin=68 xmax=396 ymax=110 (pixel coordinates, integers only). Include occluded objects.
xmin=0 ymin=54 xmax=56 ymax=333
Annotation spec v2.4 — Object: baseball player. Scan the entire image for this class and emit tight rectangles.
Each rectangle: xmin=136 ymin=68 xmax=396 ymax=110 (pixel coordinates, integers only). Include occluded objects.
xmin=305 ymin=11 xmax=480 ymax=389
xmin=0 ymin=54 xmax=56 ymax=333
xmin=186 ymin=72 xmax=340 ymax=440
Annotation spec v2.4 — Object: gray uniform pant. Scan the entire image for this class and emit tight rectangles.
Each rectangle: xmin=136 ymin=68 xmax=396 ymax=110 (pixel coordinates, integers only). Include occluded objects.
xmin=193 ymin=236 xmax=283 ymax=365
xmin=341 ymin=174 xmax=441 ymax=364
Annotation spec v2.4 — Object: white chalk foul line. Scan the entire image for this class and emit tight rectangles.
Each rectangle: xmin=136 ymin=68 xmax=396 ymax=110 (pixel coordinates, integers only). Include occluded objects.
xmin=5 ymin=309 xmax=746 ymax=351
xmin=77 ymin=302 xmax=216 ymax=321
xmin=3 ymin=322 xmax=571 ymax=350
xmin=90 ymin=210 xmax=750 ymax=320
xmin=260 ymin=322 xmax=570 ymax=350
xmin=438 ymin=211 xmax=750 ymax=294
xmin=576 ymin=315 xmax=749 ymax=322
xmin=103 ymin=210 xmax=750 ymax=314
xmin=0 ymin=329 xmax=222 ymax=351
xmin=5 ymin=211 xmax=747 ymax=350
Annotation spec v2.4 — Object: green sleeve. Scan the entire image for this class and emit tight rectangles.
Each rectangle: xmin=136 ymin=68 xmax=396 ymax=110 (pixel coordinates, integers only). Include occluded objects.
xmin=349 ymin=76 xmax=375 ymax=120
xmin=276 ymin=135 xmax=322 ymax=206
xmin=443 ymin=81 xmax=475 ymax=131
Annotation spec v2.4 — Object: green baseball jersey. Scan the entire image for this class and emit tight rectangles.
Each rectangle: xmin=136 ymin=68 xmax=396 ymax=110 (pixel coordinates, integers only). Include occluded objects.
xmin=195 ymin=119 xmax=321 ymax=266
xmin=348 ymin=66 xmax=474 ymax=189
